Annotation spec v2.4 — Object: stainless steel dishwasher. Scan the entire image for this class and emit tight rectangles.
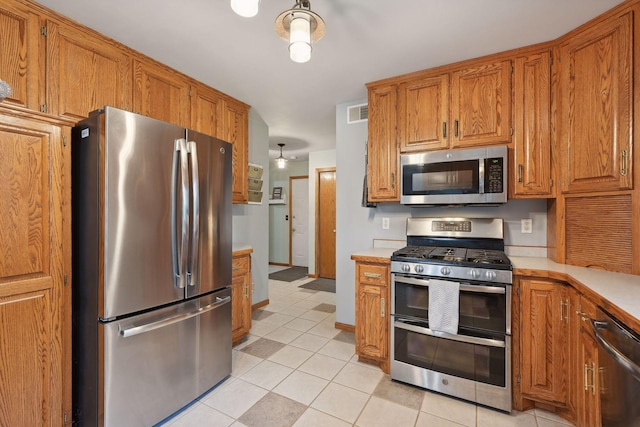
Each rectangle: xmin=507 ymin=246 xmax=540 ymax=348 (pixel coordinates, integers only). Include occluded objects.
xmin=590 ymin=308 xmax=640 ymax=427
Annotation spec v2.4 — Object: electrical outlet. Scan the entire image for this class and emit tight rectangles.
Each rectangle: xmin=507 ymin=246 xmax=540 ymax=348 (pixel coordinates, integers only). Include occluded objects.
xmin=382 ymin=217 xmax=390 ymax=230
xmin=521 ymin=219 xmax=533 ymax=234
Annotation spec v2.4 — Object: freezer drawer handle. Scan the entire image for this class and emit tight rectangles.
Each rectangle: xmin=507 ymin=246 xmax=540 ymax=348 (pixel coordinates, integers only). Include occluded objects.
xmin=120 ymin=296 xmax=231 ymax=338
xmin=393 ymin=318 xmax=506 ymax=348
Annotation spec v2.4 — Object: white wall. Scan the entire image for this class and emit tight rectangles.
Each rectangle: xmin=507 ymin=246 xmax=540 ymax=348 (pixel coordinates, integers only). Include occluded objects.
xmin=232 ymin=109 xmax=270 ymax=305
xmin=308 ymin=150 xmax=337 ymax=276
xmin=268 ymin=160 xmax=309 ymax=265
xmin=335 ymin=99 xmax=548 ymax=326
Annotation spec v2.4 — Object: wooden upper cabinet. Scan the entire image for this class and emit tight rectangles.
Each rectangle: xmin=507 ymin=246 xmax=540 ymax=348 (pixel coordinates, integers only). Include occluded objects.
xmin=45 ymin=19 xmax=132 ymax=120
xmin=190 ymin=84 xmax=224 ymax=138
xmin=220 ymin=97 xmax=249 ymax=204
xmin=558 ymin=10 xmax=633 ymax=193
xmin=398 ymin=74 xmax=449 ymax=152
xmin=367 ymin=84 xmax=399 ymax=202
xmin=519 ymin=278 xmax=570 ymax=405
xmin=0 ymin=110 xmax=69 ymax=427
xmin=512 ymin=50 xmax=552 ymax=197
xmin=451 ymin=60 xmax=512 ymax=147
xmin=133 ymin=59 xmax=190 ymax=128
xmin=0 ymin=1 xmax=42 ymax=110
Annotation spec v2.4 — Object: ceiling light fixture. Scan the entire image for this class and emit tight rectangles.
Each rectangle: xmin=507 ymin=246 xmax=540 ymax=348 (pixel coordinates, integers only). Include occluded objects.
xmin=230 ymin=0 xmax=260 ymax=18
xmin=276 ymin=143 xmax=288 ymax=169
xmin=231 ymin=0 xmax=325 ymax=63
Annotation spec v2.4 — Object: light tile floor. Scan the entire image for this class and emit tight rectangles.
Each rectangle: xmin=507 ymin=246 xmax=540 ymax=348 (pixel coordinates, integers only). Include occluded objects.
xmin=157 ymin=268 xmax=575 ymax=427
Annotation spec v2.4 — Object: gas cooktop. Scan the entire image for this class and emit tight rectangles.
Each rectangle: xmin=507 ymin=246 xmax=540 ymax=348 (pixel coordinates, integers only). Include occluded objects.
xmin=391 ymin=245 xmax=512 ymax=271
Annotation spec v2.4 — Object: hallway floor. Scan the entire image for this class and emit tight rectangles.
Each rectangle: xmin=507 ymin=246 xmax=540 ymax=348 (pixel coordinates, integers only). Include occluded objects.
xmin=157 ymin=269 xmax=574 ymax=427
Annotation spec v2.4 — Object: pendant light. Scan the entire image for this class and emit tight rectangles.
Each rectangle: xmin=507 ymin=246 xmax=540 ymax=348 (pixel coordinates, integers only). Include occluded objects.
xmin=275 ymin=0 xmax=325 ymax=63
xmin=230 ymin=0 xmax=260 ymax=18
xmin=276 ymin=143 xmax=288 ymax=169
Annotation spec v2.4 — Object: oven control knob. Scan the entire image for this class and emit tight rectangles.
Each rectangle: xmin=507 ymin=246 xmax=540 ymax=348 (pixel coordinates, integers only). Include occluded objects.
xmin=470 ymin=269 xmax=480 ymax=279
xmin=415 ymin=265 xmax=424 ymax=274
xmin=402 ymin=264 xmax=411 ymax=273
xmin=485 ymin=271 xmax=497 ymax=280
xmin=440 ymin=267 xmax=451 ymax=276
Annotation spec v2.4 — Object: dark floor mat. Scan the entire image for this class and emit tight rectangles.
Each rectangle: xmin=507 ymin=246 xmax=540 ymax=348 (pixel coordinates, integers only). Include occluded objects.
xmin=268 ymin=267 xmax=308 ymax=282
xmin=299 ymin=278 xmax=336 ymax=293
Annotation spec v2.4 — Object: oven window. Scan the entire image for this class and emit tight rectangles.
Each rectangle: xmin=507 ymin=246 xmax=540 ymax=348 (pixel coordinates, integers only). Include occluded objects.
xmin=403 ymin=160 xmax=479 ymax=195
xmin=394 ymin=279 xmax=507 ymax=333
xmin=394 ymin=323 xmax=506 ymax=387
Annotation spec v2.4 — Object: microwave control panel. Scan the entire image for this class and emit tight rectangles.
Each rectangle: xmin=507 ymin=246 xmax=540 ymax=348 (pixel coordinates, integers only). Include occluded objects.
xmin=485 ymin=157 xmax=504 ymax=193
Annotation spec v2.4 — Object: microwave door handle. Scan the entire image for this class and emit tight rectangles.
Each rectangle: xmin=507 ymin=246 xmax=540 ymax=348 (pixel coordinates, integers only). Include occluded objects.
xmin=394 ymin=318 xmax=506 ymax=348
xmin=187 ymin=140 xmax=199 ymax=288
xmin=478 ymin=158 xmax=485 ymax=194
xmin=395 ymin=276 xmax=505 ymax=294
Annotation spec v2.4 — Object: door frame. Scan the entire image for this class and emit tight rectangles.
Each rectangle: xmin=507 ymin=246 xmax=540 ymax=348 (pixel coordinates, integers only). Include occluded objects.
xmin=288 ymin=175 xmax=309 ymax=266
xmin=315 ymin=167 xmax=336 ymax=279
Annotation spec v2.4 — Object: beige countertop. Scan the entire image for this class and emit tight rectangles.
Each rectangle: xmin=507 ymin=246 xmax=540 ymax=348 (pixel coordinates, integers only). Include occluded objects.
xmin=350 ymin=249 xmax=640 ymax=331
xmin=232 ymin=243 xmax=253 ymax=254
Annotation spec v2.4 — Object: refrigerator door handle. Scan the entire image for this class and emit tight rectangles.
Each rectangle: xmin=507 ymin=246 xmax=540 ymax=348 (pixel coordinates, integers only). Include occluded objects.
xmin=119 ymin=296 xmax=231 ymax=338
xmin=187 ymin=140 xmax=200 ymax=287
xmin=171 ymin=138 xmax=189 ymax=289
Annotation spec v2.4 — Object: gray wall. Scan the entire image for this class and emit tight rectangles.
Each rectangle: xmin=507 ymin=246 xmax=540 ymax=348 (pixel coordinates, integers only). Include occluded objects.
xmin=232 ymin=108 xmax=269 ymax=305
xmin=335 ymin=99 xmax=548 ymax=326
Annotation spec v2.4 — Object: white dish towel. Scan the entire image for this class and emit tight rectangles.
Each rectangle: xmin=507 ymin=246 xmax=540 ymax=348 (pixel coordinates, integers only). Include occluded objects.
xmin=428 ymin=278 xmax=460 ymax=335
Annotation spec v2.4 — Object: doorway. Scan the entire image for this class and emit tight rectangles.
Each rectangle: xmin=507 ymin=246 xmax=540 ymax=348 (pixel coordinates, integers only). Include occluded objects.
xmin=289 ymin=176 xmax=309 ymax=267
xmin=316 ymin=168 xmax=336 ymax=279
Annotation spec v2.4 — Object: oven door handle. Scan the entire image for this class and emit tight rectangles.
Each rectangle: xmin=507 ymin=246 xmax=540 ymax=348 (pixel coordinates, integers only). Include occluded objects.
xmin=394 ymin=276 xmax=505 ymax=294
xmin=394 ymin=318 xmax=506 ymax=348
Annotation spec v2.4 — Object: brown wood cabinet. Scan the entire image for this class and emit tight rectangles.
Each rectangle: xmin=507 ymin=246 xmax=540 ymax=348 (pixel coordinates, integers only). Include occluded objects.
xmin=450 ymin=60 xmax=512 ymax=147
xmin=190 ymin=83 xmax=224 ymax=138
xmin=575 ymin=296 xmax=602 ymax=426
xmin=232 ymin=250 xmax=252 ymax=345
xmin=45 ymin=19 xmax=132 ymax=120
xmin=367 ymin=84 xmax=399 ymax=202
xmin=0 ymin=0 xmax=42 ymax=111
xmin=557 ymin=8 xmax=633 ymax=194
xmin=221 ymin=97 xmax=250 ymax=204
xmin=354 ymin=260 xmax=390 ymax=373
xmin=0 ymin=108 xmax=71 ymax=427
xmin=518 ymin=278 xmax=571 ymax=406
xmin=512 ymin=50 xmax=552 ymax=197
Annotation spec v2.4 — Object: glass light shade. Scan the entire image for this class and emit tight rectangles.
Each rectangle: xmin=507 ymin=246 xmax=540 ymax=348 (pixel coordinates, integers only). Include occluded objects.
xmin=277 ymin=157 xmax=287 ymax=169
xmin=230 ymin=0 xmax=260 ymax=18
xmin=289 ymin=15 xmax=312 ymax=63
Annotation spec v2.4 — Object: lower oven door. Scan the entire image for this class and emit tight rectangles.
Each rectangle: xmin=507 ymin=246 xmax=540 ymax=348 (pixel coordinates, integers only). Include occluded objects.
xmin=391 ymin=317 xmax=511 ymax=412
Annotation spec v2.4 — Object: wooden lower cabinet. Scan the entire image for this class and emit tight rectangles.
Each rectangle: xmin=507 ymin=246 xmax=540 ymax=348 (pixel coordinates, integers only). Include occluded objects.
xmin=354 ymin=260 xmax=390 ymax=373
xmin=0 ymin=109 xmax=71 ymax=426
xmin=575 ymin=296 xmax=602 ymax=426
xmin=232 ymin=250 xmax=253 ymax=345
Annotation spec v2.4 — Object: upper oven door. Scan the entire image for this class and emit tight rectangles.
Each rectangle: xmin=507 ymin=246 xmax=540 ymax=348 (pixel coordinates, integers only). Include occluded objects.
xmin=392 ymin=274 xmax=510 ymax=335
xmin=400 ymin=146 xmax=507 ymax=205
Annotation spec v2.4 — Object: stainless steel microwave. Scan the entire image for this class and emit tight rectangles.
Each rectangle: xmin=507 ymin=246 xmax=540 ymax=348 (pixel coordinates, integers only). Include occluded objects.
xmin=400 ymin=146 xmax=507 ymax=206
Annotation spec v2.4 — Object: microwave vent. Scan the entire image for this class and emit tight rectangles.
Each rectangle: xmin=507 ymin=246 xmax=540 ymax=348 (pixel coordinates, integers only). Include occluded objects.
xmin=347 ymin=103 xmax=368 ymax=124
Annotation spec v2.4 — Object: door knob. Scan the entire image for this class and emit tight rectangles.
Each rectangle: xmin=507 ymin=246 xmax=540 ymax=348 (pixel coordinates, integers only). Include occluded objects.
xmin=292 ymin=228 xmax=296 ymax=232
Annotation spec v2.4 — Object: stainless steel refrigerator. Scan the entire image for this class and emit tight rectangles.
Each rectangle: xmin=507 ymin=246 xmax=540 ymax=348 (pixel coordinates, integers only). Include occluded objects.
xmin=72 ymin=106 xmax=232 ymax=426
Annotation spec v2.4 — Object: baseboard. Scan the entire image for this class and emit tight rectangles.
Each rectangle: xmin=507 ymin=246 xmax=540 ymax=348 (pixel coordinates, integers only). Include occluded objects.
xmin=307 ymin=273 xmax=318 ymax=278
xmin=269 ymin=262 xmax=290 ymax=267
xmin=252 ymin=299 xmax=269 ymax=310
xmin=334 ymin=322 xmax=355 ymax=332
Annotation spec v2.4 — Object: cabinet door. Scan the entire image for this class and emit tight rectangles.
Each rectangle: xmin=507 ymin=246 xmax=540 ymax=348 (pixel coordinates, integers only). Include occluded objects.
xmin=356 ymin=282 xmax=387 ymax=360
xmin=190 ymin=84 xmax=223 ymax=138
xmin=220 ymin=97 xmax=249 ymax=204
xmin=451 ymin=60 xmax=512 ymax=147
xmin=520 ymin=279 xmax=569 ymax=404
xmin=231 ymin=254 xmax=252 ymax=344
xmin=367 ymin=84 xmax=399 ymax=201
xmin=398 ymin=74 xmax=449 ymax=152
xmin=0 ymin=113 xmax=69 ymax=427
xmin=45 ymin=19 xmax=132 ymax=120
xmin=578 ymin=326 xmax=601 ymax=426
xmin=133 ymin=59 xmax=190 ymax=128
xmin=0 ymin=1 xmax=42 ymax=110
xmin=559 ymin=10 xmax=632 ymax=193
xmin=513 ymin=51 xmax=552 ymax=197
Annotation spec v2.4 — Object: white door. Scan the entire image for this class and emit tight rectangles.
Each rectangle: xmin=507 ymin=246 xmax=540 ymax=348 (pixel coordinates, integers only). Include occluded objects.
xmin=291 ymin=177 xmax=309 ymax=267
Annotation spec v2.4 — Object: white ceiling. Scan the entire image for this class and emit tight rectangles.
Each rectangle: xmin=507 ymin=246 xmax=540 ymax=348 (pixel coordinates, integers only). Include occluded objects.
xmin=35 ymin=0 xmax=624 ymax=161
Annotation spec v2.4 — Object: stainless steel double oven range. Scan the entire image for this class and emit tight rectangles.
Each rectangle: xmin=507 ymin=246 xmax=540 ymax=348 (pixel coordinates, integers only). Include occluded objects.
xmin=391 ymin=217 xmax=513 ymax=412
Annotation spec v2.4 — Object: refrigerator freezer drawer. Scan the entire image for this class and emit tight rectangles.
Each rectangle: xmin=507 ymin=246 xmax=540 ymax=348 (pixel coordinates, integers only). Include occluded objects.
xmin=76 ymin=288 xmax=232 ymax=427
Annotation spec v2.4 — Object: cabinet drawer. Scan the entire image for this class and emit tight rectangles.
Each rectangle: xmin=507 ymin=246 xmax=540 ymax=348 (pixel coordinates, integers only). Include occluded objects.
xmin=358 ymin=264 xmax=389 ymax=286
xmin=232 ymin=256 xmax=249 ymax=277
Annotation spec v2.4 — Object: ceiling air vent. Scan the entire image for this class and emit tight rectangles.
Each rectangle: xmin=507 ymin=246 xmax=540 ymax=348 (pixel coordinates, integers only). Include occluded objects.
xmin=347 ymin=103 xmax=368 ymax=124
